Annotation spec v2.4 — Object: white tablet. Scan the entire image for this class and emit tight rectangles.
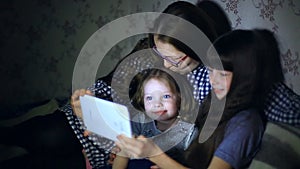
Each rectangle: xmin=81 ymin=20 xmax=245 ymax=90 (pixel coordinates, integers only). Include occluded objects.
xmin=80 ymin=95 xmax=132 ymax=141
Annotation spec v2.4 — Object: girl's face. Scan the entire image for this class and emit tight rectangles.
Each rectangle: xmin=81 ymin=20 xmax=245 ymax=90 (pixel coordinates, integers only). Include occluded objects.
xmin=143 ymin=79 xmax=178 ymax=122
xmin=154 ymin=35 xmax=199 ymax=75
xmin=207 ymin=67 xmax=233 ymax=100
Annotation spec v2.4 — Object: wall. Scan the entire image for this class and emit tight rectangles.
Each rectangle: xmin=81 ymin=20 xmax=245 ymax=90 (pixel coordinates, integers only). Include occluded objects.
xmin=1 ymin=0 xmax=299 ymax=117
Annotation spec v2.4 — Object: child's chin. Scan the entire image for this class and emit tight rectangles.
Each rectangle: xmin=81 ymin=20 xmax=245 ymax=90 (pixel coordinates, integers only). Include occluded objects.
xmin=215 ymin=93 xmax=225 ymax=100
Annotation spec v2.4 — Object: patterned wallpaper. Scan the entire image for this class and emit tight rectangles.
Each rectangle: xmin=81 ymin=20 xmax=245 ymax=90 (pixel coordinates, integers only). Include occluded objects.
xmin=220 ymin=0 xmax=300 ymax=90
xmin=1 ymin=0 xmax=299 ymax=118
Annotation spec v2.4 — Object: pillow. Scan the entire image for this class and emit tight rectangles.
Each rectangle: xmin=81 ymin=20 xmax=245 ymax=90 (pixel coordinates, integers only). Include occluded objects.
xmin=249 ymin=122 xmax=300 ymax=169
xmin=0 ymin=99 xmax=59 ymax=163
xmin=0 ymin=99 xmax=58 ymax=127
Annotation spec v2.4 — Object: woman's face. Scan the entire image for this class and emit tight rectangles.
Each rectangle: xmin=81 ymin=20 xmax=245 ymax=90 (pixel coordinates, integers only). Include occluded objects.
xmin=207 ymin=67 xmax=233 ymax=100
xmin=154 ymin=35 xmax=199 ymax=75
xmin=143 ymin=79 xmax=178 ymax=122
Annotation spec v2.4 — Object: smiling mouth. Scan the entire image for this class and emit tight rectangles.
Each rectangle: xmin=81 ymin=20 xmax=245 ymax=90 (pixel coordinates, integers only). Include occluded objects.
xmin=153 ymin=110 xmax=167 ymax=115
xmin=213 ymin=88 xmax=224 ymax=94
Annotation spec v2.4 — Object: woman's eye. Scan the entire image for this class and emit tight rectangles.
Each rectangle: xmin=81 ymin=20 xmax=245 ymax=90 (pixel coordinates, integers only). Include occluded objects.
xmin=220 ymin=72 xmax=229 ymax=76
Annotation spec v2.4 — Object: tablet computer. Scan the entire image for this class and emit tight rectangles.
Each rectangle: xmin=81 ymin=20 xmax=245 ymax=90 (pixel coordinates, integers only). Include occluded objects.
xmin=80 ymin=95 xmax=132 ymax=141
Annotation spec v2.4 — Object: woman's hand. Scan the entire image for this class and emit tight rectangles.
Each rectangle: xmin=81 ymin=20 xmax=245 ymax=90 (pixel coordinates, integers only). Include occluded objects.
xmin=115 ymin=135 xmax=163 ymax=159
xmin=71 ymin=89 xmax=93 ymax=118
xmin=116 ymin=135 xmax=188 ymax=169
xmin=170 ymin=57 xmax=199 ymax=75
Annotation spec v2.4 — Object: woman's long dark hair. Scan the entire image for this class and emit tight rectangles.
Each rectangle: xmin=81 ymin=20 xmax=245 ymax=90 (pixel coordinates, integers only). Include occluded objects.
xmin=200 ymin=29 xmax=284 ymax=125
xmin=188 ymin=29 xmax=284 ymax=169
xmin=149 ymin=1 xmax=231 ymax=63
xmin=196 ymin=0 xmax=231 ymax=37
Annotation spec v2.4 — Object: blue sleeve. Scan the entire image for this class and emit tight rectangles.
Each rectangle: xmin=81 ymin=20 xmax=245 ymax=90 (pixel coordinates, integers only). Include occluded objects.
xmin=214 ymin=109 xmax=265 ymax=169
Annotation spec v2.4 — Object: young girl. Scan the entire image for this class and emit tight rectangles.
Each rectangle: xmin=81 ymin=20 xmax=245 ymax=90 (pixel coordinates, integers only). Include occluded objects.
xmin=113 ymin=68 xmax=197 ymax=169
xmin=115 ymin=29 xmax=284 ymax=169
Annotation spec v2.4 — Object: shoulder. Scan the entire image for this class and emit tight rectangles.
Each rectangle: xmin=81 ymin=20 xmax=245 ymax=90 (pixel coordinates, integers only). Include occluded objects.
xmin=220 ymin=109 xmax=265 ymax=155
xmin=215 ymin=109 xmax=265 ymax=168
xmin=221 ymin=108 xmax=265 ymax=152
xmin=226 ymin=108 xmax=264 ymax=134
xmin=188 ymin=65 xmax=210 ymax=85
xmin=230 ymin=108 xmax=262 ymax=123
xmin=92 ymin=79 xmax=112 ymax=100
xmin=190 ymin=65 xmax=208 ymax=76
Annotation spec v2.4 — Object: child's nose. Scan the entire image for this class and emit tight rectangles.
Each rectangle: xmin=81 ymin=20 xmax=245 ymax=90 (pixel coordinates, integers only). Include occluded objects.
xmin=152 ymin=99 xmax=163 ymax=107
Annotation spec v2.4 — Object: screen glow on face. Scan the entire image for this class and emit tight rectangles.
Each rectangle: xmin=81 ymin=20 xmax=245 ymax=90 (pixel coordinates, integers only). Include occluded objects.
xmin=143 ymin=79 xmax=178 ymax=121
xmin=207 ymin=67 xmax=233 ymax=100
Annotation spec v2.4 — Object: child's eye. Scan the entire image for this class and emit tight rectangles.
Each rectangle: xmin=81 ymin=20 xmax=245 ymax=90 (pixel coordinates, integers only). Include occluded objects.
xmin=162 ymin=94 xmax=172 ymax=99
xmin=145 ymin=96 xmax=152 ymax=101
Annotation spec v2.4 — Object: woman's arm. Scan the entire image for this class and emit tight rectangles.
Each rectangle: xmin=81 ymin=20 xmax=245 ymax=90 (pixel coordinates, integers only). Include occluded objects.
xmin=149 ymin=152 xmax=189 ymax=169
xmin=150 ymin=153 xmax=232 ymax=169
xmin=208 ymin=156 xmax=232 ymax=169
xmin=116 ymin=134 xmax=234 ymax=169
xmin=112 ymin=155 xmax=129 ymax=169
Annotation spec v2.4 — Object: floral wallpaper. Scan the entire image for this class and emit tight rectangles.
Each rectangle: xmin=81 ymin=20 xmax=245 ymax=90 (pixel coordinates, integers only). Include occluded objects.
xmin=221 ymin=0 xmax=300 ymax=90
xmin=1 ymin=0 xmax=299 ymax=118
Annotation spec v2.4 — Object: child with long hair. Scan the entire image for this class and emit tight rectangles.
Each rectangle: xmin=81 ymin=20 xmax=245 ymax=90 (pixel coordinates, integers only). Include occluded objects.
xmin=113 ymin=68 xmax=197 ymax=169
